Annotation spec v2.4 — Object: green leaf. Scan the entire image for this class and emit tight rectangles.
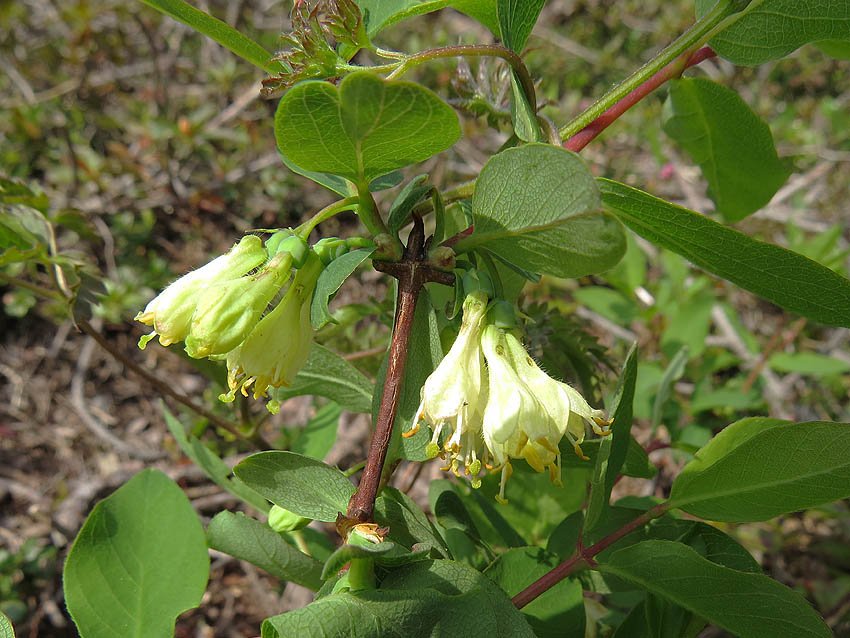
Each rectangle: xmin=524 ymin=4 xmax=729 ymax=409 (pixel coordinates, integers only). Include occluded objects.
xmin=312 ymin=248 xmax=375 ymax=329
xmin=768 ymin=352 xmax=850 ymax=378
xmin=459 ymin=144 xmax=626 ymax=278
xmin=279 ymin=152 xmax=403 ymax=196
xmin=599 ymin=540 xmax=831 ymax=638
xmin=663 ymin=78 xmax=790 ymax=222
xmin=816 ymin=39 xmax=850 ymax=59
xmin=274 ymin=72 xmax=460 ymax=185
xmin=599 ymin=179 xmax=850 ymax=327
xmin=63 ymin=469 xmax=209 ymax=638
xmin=585 ymin=344 xmax=638 ymax=532
xmin=670 ymin=418 xmax=850 ymax=522
xmin=697 ymin=0 xmax=850 ymax=66
xmin=138 ymin=0 xmax=277 ymax=72
xmin=357 ymin=0 xmax=499 ymax=36
xmin=0 ymin=611 xmax=14 ymax=638
xmin=207 ymin=511 xmax=323 ymax=590
xmin=434 ymin=490 xmax=484 ymax=542
xmin=485 ymin=547 xmax=585 ymax=638
xmin=271 ymin=344 xmax=374 ymax=414
xmin=291 ymin=402 xmax=342 ymax=461
xmin=387 ymin=175 xmax=431 ymax=234
xmin=162 ymin=406 xmax=270 ymax=512
xmin=495 ymin=0 xmax=545 ymax=141
xmin=546 ymin=511 xmax=583 ymax=560
xmin=263 ymin=558 xmax=534 ymax=637
xmin=234 ymin=451 xmax=354 ymax=522
xmin=374 ymin=486 xmax=450 ymax=556
xmin=322 ymin=541 xmax=426 ymax=580
xmin=497 ymin=0 xmax=545 ymax=51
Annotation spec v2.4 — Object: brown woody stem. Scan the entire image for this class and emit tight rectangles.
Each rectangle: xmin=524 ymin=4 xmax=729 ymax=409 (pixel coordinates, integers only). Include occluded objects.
xmin=344 ymin=216 xmax=453 ymax=526
xmin=77 ymin=319 xmax=271 ymax=449
xmin=512 ymin=502 xmax=670 ymax=609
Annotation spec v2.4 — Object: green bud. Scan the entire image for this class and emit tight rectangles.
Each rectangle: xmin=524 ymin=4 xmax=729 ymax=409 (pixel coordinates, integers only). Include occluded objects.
xmin=488 ymin=300 xmax=518 ymax=329
xmin=222 ymin=252 xmax=324 ymax=400
xmin=184 ymin=252 xmax=293 ymax=359
xmin=268 ymin=505 xmax=311 ymax=532
xmin=135 ymin=235 xmax=267 ymax=349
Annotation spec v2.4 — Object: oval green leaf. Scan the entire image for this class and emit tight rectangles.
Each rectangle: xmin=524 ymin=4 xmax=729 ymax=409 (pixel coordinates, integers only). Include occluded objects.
xmin=599 ymin=540 xmax=830 ymax=638
xmin=670 ymin=418 xmax=850 ymax=522
xmin=234 ymin=451 xmax=355 ymax=522
xmin=697 ymin=0 xmax=850 ymax=65
xmin=207 ymin=511 xmax=323 ymax=591
xmin=599 ymin=179 xmax=850 ymax=327
xmin=63 ymin=469 xmax=209 ymax=638
xmin=664 ymin=78 xmax=790 ymax=222
xmin=275 ymin=72 xmax=460 ymax=184
xmin=458 ymin=144 xmax=626 ymax=278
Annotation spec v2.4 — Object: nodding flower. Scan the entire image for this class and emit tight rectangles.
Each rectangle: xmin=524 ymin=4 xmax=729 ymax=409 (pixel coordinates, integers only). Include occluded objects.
xmin=221 ymin=251 xmax=323 ymax=402
xmin=136 ymin=235 xmax=267 ymax=349
xmin=412 ymin=290 xmax=611 ymax=503
xmin=406 ymin=291 xmax=490 ymax=488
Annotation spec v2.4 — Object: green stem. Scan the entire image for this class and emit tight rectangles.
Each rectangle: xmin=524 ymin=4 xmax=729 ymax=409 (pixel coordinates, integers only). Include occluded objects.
xmin=355 ymin=183 xmax=390 ymax=237
xmin=296 ymin=196 xmax=360 ymax=237
xmin=558 ymin=0 xmax=751 ymax=141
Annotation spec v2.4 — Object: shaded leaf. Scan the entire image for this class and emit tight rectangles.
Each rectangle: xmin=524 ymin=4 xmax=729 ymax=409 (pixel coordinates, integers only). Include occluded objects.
xmin=207 ymin=511 xmax=323 ymax=590
xmin=664 ymin=78 xmax=790 ymax=222
xmin=312 ymin=248 xmax=375 ymax=329
xmin=272 ymin=344 xmax=374 ymax=414
xmin=234 ymin=451 xmax=354 ymax=522
xmin=599 ymin=540 xmax=830 ymax=638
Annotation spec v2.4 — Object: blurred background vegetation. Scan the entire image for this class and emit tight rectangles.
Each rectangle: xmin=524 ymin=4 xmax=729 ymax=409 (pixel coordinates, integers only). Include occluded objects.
xmin=1 ymin=0 xmax=849 ymax=635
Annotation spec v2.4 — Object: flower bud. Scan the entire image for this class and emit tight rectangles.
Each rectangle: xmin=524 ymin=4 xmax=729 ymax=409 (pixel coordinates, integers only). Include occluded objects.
xmin=268 ymin=505 xmax=311 ymax=532
xmin=184 ymin=252 xmax=293 ymax=359
xmin=222 ymin=252 xmax=323 ymax=401
xmin=135 ymin=235 xmax=267 ymax=349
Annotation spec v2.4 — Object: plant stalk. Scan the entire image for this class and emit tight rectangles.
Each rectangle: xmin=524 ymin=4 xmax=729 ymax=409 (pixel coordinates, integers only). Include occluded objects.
xmin=564 ymin=46 xmax=716 ymax=152
xmin=511 ymin=501 xmax=671 ymax=609
xmin=345 ymin=216 xmax=453 ymax=524
xmin=559 ymin=0 xmax=749 ymax=141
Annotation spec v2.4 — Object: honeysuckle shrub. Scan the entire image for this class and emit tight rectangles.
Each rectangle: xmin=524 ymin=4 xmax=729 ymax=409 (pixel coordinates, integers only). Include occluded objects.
xmin=3 ymin=0 xmax=850 ymax=636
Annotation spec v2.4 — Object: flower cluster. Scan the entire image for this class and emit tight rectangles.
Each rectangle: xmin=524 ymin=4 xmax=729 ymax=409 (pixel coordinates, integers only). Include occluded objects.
xmin=135 ymin=232 xmax=323 ymax=404
xmin=407 ymin=292 xmax=611 ymax=503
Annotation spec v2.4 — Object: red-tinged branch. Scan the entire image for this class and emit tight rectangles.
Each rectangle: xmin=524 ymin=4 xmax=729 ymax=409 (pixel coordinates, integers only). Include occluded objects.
xmin=564 ymin=46 xmax=716 ymax=153
xmin=511 ymin=502 xmax=670 ymax=609
xmin=343 ymin=216 xmax=454 ymax=527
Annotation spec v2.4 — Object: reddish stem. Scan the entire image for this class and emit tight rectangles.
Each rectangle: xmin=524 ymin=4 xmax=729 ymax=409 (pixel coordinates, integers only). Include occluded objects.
xmin=512 ymin=502 xmax=670 ymax=608
xmin=564 ymin=46 xmax=716 ymax=153
xmin=343 ymin=216 xmax=454 ymax=526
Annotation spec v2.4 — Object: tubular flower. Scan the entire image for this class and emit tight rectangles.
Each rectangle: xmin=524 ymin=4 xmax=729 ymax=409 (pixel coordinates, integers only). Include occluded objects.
xmin=502 ymin=332 xmax=611 ymax=459
xmin=184 ymin=251 xmax=294 ymax=359
xmin=406 ymin=291 xmax=489 ymax=487
xmin=135 ymin=235 xmax=267 ymax=349
xmin=222 ymin=251 xmax=324 ymax=402
xmin=480 ymin=324 xmax=554 ymax=503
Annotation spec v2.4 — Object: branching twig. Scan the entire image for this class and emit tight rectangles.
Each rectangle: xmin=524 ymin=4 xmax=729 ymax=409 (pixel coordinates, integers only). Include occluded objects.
xmin=512 ymin=502 xmax=670 ymax=608
xmin=76 ymin=320 xmax=271 ymax=449
xmin=564 ymin=46 xmax=716 ymax=152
